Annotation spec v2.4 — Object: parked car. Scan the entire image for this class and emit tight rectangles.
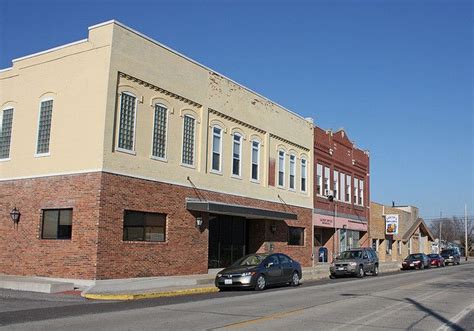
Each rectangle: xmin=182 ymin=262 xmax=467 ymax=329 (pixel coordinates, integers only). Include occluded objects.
xmin=215 ymin=253 xmax=302 ymax=291
xmin=440 ymin=249 xmax=461 ymax=265
xmin=401 ymin=253 xmax=431 ymax=270
xmin=428 ymin=253 xmax=445 ymax=267
xmin=329 ymin=247 xmax=379 ymax=278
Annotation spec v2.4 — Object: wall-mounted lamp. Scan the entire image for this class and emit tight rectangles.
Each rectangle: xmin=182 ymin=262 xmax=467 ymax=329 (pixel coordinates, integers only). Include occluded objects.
xmin=270 ymin=224 xmax=277 ymax=234
xmin=10 ymin=207 xmax=21 ymax=224
xmin=196 ymin=216 xmax=203 ymax=228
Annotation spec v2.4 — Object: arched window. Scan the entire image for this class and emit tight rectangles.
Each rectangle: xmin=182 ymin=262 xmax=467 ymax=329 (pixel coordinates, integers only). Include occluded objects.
xmin=211 ymin=125 xmax=222 ymax=172
xmin=250 ymin=139 xmax=260 ymax=181
xmin=278 ymin=149 xmax=285 ymax=187
xmin=300 ymin=158 xmax=307 ymax=192
xmin=117 ymin=92 xmax=137 ymax=152
xmin=36 ymin=98 xmax=54 ymax=155
xmin=232 ymin=133 xmax=242 ymax=176
xmin=0 ymin=106 xmax=14 ymax=159
xmin=182 ymin=115 xmax=196 ymax=166
xmin=289 ymin=154 xmax=296 ymax=190
xmin=152 ymin=103 xmax=168 ymax=160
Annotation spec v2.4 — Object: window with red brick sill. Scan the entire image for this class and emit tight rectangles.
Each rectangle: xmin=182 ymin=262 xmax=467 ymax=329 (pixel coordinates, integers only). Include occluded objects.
xmin=123 ymin=210 xmax=166 ymax=242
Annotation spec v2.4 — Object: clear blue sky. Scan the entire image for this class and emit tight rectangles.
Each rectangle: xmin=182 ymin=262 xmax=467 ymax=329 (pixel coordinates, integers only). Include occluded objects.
xmin=1 ymin=0 xmax=472 ymax=219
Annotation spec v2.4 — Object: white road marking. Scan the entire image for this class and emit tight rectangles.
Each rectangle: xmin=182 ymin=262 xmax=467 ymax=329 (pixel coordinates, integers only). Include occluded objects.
xmin=437 ymin=302 xmax=474 ymax=331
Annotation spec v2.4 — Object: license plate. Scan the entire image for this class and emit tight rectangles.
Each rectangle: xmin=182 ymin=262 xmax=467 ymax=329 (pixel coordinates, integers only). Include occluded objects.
xmin=337 ymin=267 xmax=345 ymax=271
xmin=224 ymin=279 xmax=232 ymax=285
xmin=410 ymin=263 xmax=414 ymax=266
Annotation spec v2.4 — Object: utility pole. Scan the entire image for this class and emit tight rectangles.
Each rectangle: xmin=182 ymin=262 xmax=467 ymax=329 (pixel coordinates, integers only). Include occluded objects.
xmin=465 ymin=203 xmax=468 ymax=261
xmin=439 ymin=211 xmax=442 ymax=253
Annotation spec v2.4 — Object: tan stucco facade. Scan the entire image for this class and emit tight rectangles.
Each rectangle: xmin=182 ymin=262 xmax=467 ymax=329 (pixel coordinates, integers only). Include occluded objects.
xmin=0 ymin=21 xmax=313 ymax=208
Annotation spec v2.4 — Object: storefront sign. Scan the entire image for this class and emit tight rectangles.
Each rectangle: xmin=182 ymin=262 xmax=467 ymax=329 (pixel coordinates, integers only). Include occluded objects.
xmin=321 ymin=218 xmax=333 ymax=226
xmin=385 ymin=214 xmax=399 ymax=235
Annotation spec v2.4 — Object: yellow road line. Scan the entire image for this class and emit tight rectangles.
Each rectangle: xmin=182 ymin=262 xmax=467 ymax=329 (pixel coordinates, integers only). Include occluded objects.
xmin=82 ymin=287 xmax=219 ymax=301
xmin=218 ymin=306 xmax=307 ymax=329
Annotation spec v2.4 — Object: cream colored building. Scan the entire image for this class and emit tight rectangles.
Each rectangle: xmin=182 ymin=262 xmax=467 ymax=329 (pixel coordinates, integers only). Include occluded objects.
xmin=0 ymin=21 xmax=315 ymax=279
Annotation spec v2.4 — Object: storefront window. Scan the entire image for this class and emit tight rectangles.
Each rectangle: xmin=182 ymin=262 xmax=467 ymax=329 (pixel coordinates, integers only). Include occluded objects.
xmin=340 ymin=229 xmax=360 ymax=253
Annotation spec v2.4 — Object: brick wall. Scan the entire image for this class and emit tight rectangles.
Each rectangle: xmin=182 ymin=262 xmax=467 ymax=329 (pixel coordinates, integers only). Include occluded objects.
xmin=96 ymin=172 xmax=313 ymax=279
xmin=0 ymin=173 xmax=101 ymax=279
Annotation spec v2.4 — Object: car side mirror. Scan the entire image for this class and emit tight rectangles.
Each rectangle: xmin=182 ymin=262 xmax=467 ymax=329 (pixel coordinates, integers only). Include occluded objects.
xmin=265 ymin=262 xmax=274 ymax=268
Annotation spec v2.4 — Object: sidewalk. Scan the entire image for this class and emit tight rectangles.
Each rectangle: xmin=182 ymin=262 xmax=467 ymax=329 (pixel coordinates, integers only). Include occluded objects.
xmin=0 ymin=261 xmax=403 ymax=299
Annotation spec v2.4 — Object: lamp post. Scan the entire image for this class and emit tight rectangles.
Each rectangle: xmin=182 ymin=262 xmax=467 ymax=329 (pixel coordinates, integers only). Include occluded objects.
xmin=327 ymin=195 xmax=337 ymax=261
xmin=465 ymin=203 xmax=468 ymax=261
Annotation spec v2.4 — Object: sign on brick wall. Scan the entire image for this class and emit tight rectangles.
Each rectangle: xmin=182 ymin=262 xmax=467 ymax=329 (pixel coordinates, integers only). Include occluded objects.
xmin=385 ymin=214 xmax=399 ymax=235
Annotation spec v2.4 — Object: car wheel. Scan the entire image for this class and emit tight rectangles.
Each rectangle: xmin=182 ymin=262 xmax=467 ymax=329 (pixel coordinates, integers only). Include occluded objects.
xmin=330 ymin=274 xmax=338 ymax=279
xmin=373 ymin=265 xmax=379 ymax=276
xmin=290 ymin=272 xmax=300 ymax=286
xmin=255 ymin=274 xmax=266 ymax=291
xmin=356 ymin=266 xmax=365 ymax=278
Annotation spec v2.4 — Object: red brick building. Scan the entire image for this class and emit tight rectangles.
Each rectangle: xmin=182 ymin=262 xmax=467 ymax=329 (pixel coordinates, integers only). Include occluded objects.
xmin=313 ymin=127 xmax=370 ymax=263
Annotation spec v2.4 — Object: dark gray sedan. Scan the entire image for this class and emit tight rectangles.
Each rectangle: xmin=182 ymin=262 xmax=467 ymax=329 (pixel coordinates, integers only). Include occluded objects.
xmin=215 ymin=253 xmax=302 ymax=291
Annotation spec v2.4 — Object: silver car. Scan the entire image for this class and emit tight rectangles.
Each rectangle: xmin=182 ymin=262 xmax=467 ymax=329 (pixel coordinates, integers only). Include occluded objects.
xmin=330 ymin=248 xmax=379 ymax=278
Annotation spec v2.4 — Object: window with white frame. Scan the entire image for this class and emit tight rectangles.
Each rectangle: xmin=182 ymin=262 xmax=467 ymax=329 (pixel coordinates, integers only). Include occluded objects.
xmin=340 ymin=173 xmax=346 ymax=202
xmin=354 ymin=178 xmax=359 ymax=205
xmin=232 ymin=133 xmax=242 ymax=176
xmin=278 ymin=150 xmax=285 ymax=187
xmin=251 ymin=140 xmax=260 ymax=181
xmin=359 ymin=179 xmax=364 ymax=206
xmin=301 ymin=158 xmax=307 ymax=192
xmin=211 ymin=126 xmax=222 ymax=172
xmin=289 ymin=154 xmax=296 ymax=190
xmin=316 ymin=164 xmax=323 ymax=195
xmin=36 ymin=99 xmax=54 ymax=155
xmin=117 ymin=93 xmax=136 ymax=152
xmin=324 ymin=166 xmax=330 ymax=195
xmin=182 ymin=115 xmax=195 ymax=166
xmin=0 ymin=108 xmax=14 ymax=159
xmin=346 ymin=175 xmax=352 ymax=203
xmin=333 ymin=170 xmax=339 ymax=200
xmin=152 ymin=104 xmax=167 ymax=159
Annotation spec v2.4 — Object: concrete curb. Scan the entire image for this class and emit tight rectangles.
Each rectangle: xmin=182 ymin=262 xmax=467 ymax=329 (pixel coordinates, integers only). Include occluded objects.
xmin=82 ymin=286 xmax=219 ymax=301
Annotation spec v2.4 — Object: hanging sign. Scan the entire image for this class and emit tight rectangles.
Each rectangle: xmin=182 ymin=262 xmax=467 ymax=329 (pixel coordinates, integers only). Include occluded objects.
xmin=385 ymin=214 xmax=399 ymax=235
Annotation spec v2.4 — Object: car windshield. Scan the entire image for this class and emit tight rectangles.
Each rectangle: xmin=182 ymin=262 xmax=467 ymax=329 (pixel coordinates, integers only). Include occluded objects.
xmin=428 ymin=254 xmax=439 ymax=258
xmin=337 ymin=250 xmax=363 ymax=259
xmin=233 ymin=254 xmax=267 ymax=266
xmin=407 ymin=254 xmax=423 ymax=260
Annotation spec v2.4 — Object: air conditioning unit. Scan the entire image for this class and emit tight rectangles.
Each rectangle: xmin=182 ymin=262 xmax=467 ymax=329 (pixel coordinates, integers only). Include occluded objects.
xmin=324 ymin=189 xmax=333 ymax=197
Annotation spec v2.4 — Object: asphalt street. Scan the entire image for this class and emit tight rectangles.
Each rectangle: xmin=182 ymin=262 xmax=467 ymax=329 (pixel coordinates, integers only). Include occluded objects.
xmin=0 ymin=262 xmax=472 ymax=330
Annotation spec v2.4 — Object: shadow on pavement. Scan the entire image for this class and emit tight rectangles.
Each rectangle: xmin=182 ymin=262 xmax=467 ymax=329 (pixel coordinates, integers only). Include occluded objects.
xmin=405 ymin=297 xmax=465 ymax=331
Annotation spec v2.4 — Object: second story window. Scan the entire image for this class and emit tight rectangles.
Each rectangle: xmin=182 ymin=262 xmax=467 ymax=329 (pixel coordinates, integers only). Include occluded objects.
xmin=316 ymin=164 xmax=323 ymax=195
xmin=354 ymin=178 xmax=359 ymax=205
xmin=117 ymin=93 xmax=136 ymax=152
xmin=340 ymin=172 xmax=346 ymax=202
xmin=333 ymin=170 xmax=339 ymax=200
xmin=301 ymin=158 xmax=307 ymax=192
xmin=359 ymin=179 xmax=364 ymax=206
xmin=182 ymin=115 xmax=195 ymax=166
xmin=36 ymin=99 xmax=53 ymax=155
xmin=152 ymin=104 xmax=167 ymax=159
xmin=346 ymin=175 xmax=352 ymax=203
xmin=278 ymin=150 xmax=285 ymax=187
xmin=251 ymin=140 xmax=260 ymax=181
xmin=232 ymin=133 xmax=242 ymax=176
xmin=0 ymin=108 xmax=14 ymax=159
xmin=211 ymin=126 xmax=222 ymax=172
xmin=289 ymin=154 xmax=296 ymax=190
xmin=324 ymin=166 xmax=330 ymax=195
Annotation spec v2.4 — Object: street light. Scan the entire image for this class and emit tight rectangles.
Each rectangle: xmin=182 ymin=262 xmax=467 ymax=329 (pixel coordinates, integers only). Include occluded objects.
xmin=10 ymin=207 xmax=21 ymax=224
xmin=327 ymin=195 xmax=337 ymax=261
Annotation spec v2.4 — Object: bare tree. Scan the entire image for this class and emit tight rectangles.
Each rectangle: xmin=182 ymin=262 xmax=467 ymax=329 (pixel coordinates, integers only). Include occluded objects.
xmin=429 ymin=217 xmax=473 ymax=255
